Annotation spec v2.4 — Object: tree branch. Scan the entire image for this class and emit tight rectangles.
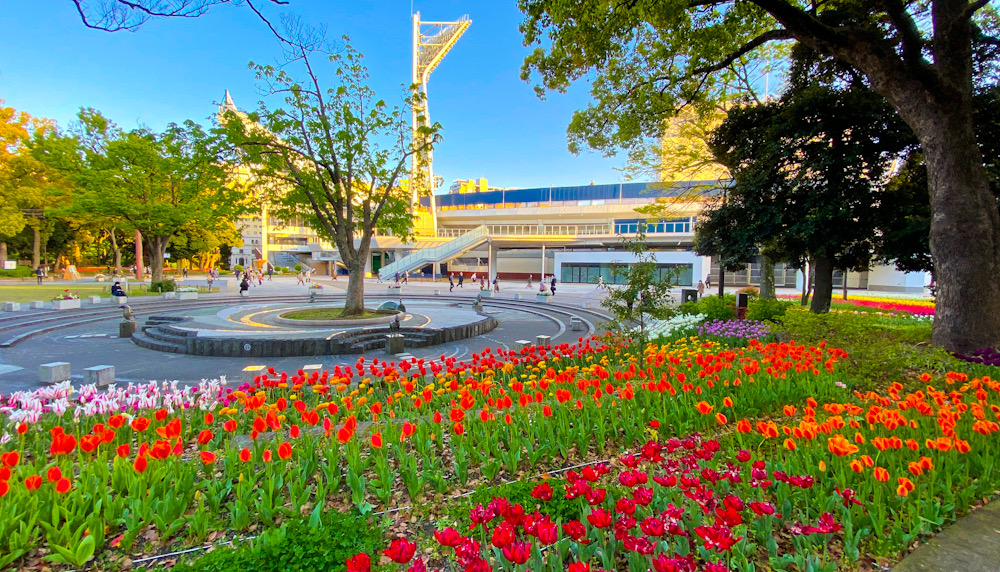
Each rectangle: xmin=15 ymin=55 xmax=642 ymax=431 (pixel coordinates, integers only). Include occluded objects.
xmin=690 ymin=29 xmax=793 ymax=76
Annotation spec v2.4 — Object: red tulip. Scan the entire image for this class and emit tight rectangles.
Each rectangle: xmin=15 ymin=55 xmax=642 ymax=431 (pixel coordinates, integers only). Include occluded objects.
xmin=224 ymin=419 xmax=238 ymax=432
xmin=1 ymin=451 xmax=18 ymax=467
xmin=434 ymin=527 xmax=464 ymax=547
xmin=290 ymin=425 xmax=301 ymax=438
xmin=501 ymin=541 xmax=531 ymax=565
xmin=47 ymin=466 xmax=62 ymax=483
xmin=346 ymin=553 xmax=371 ymax=572
xmin=25 ymin=474 xmax=42 ymax=491
xmin=383 ymin=538 xmax=416 ymax=564
xmin=587 ymin=508 xmax=612 ymax=529
xmin=0 ymin=481 xmax=7 ymax=497
xmin=200 ymin=451 xmax=217 ymax=464
xmin=50 ymin=433 xmax=76 ymax=456
xmin=55 ymin=477 xmax=71 ymax=494
xmin=197 ymin=429 xmax=214 ymax=445
xmin=263 ymin=450 xmax=273 ymax=463
xmin=116 ymin=444 xmax=130 ymax=458
xmin=133 ymin=456 xmax=148 ymax=473
xmin=278 ymin=442 xmax=293 ymax=460
xmin=131 ymin=417 xmax=150 ymax=432
xmin=239 ymin=448 xmax=252 ymax=462
xmin=530 ymin=481 xmax=553 ymax=501
xmin=16 ymin=422 xmax=29 ymax=434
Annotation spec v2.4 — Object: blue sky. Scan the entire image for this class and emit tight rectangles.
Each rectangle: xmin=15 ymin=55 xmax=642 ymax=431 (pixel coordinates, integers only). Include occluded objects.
xmin=0 ymin=0 xmax=631 ymax=190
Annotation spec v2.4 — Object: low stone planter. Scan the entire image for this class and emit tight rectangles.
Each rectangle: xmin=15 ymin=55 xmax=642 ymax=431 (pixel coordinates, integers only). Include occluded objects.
xmin=2 ymin=302 xmax=21 ymax=312
xmin=479 ymin=290 xmax=492 ymax=298
xmin=162 ymin=292 xmax=177 ymax=299
xmin=52 ymin=299 xmax=81 ymax=310
xmin=113 ymin=296 xmax=128 ymax=306
xmin=536 ymin=294 xmax=551 ymax=303
xmin=177 ymin=292 xmax=198 ymax=300
xmin=88 ymin=296 xmax=102 ymax=304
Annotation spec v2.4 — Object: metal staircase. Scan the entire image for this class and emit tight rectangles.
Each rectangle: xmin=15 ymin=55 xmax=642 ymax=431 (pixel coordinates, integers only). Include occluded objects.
xmin=378 ymin=225 xmax=489 ymax=280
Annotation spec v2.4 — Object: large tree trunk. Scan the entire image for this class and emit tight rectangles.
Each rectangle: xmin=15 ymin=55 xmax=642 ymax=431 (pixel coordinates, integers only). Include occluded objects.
xmin=810 ymin=256 xmax=834 ymax=314
xmin=918 ymin=111 xmax=1000 ymax=352
xmin=0 ymin=242 xmax=6 ymax=269
xmin=759 ymin=254 xmax=775 ymax=299
xmin=32 ymin=226 xmax=40 ymax=269
xmin=716 ymin=265 xmax=725 ymax=297
xmin=149 ymin=235 xmax=170 ymax=283
xmin=342 ymin=256 xmax=366 ymax=317
xmin=109 ymin=227 xmax=122 ymax=275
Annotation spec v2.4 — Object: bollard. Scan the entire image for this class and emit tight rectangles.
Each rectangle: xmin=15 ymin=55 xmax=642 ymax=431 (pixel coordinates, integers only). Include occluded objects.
xmin=535 ymin=335 xmax=552 ymax=347
xmin=39 ymin=362 xmax=71 ymax=385
xmin=242 ymin=365 xmax=267 ymax=383
xmin=83 ymin=365 xmax=115 ymax=388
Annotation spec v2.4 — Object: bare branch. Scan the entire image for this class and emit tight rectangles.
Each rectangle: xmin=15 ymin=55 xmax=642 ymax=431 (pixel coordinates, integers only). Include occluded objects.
xmin=70 ymin=0 xmax=288 ymax=33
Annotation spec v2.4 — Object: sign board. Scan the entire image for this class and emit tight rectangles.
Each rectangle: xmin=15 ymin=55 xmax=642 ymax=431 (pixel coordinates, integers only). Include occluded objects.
xmin=2 ymin=261 xmax=16 ymax=270
xmin=163 ymin=253 xmax=171 ymax=259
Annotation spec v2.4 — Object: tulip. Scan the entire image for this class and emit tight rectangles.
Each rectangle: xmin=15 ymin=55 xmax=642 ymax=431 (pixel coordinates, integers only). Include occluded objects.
xmin=501 ymin=541 xmax=531 ymax=565
xmin=371 ymin=432 xmax=383 ymax=449
xmin=239 ymin=448 xmax=252 ymax=462
xmin=346 ymin=553 xmax=371 ymax=572
xmin=55 ymin=477 xmax=71 ymax=494
xmin=383 ymin=537 xmax=416 ymax=564
xmin=433 ymin=527 xmax=464 ymax=547
xmin=200 ymin=451 xmax=217 ymax=464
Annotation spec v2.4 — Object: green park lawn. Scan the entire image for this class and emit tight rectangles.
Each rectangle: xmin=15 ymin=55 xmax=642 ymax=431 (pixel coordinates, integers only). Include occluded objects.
xmin=0 ymin=284 xmax=219 ymax=303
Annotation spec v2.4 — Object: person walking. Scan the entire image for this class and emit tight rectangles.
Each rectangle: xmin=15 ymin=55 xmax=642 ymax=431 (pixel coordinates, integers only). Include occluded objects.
xmin=493 ymin=276 xmax=500 ymax=293
xmin=296 ymin=271 xmax=305 ymax=286
xmin=182 ymin=266 xmax=188 ymax=279
xmin=449 ymin=273 xmax=455 ymax=292
xmin=35 ymin=266 xmax=43 ymax=285
xmin=550 ymin=276 xmax=557 ymax=296
xmin=595 ymin=275 xmax=605 ymax=290
xmin=394 ymin=271 xmax=400 ymax=286
xmin=480 ymin=276 xmax=486 ymax=290
xmin=239 ymin=275 xmax=250 ymax=297
xmin=458 ymin=273 xmax=464 ymax=288
xmin=258 ymin=270 xmax=263 ymax=286
xmin=267 ymin=265 xmax=273 ymax=281
xmin=526 ymin=274 xmax=532 ymax=289
xmin=471 ymin=272 xmax=477 ymax=284
xmin=403 ymin=270 xmax=409 ymax=284
xmin=705 ymin=275 xmax=712 ymax=290
xmin=697 ymin=280 xmax=705 ymax=298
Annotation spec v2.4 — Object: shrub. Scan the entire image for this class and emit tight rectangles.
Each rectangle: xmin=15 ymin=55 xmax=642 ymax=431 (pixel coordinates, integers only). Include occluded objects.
xmin=294 ymin=264 xmax=303 ymax=272
xmin=233 ymin=264 xmax=244 ymax=272
xmin=149 ymin=280 xmax=177 ymax=293
xmin=678 ymin=294 xmax=737 ymax=320
xmin=747 ymin=298 xmax=794 ymax=322
xmin=0 ymin=265 xmax=34 ymax=278
xmin=737 ymin=285 xmax=759 ymax=300
xmin=167 ymin=512 xmax=386 ymax=572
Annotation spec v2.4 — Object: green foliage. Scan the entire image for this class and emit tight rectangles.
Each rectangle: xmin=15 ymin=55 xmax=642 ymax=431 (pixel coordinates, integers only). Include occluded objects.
xmin=233 ymin=264 xmax=244 ymax=272
xmin=218 ymin=33 xmax=441 ymax=315
xmin=778 ymin=310 xmax=953 ymax=392
xmin=31 ymin=109 xmax=246 ymax=282
xmin=167 ymin=512 xmax=386 ymax=572
xmin=0 ymin=265 xmax=33 ymax=278
xmin=679 ymin=295 xmax=737 ymax=321
xmin=148 ymin=280 xmax=176 ymax=293
xmin=293 ymin=264 xmax=302 ymax=272
xmin=600 ymin=227 xmax=677 ymax=340
xmin=449 ymin=479 xmax=578 ymax=527
xmin=747 ymin=298 xmax=793 ymax=323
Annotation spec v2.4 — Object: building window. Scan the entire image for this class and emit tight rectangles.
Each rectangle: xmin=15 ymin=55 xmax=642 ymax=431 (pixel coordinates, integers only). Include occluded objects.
xmin=560 ymin=262 xmax=693 ymax=286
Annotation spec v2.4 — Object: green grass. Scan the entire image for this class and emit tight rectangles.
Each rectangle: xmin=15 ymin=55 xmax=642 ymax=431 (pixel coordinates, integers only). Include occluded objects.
xmin=0 ymin=284 xmax=217 ymax=303
xmin=281 ymin=308 xmax=384 ymax=320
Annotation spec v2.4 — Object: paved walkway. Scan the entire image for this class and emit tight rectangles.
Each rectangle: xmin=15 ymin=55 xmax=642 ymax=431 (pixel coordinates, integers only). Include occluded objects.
xmin=893 ymin=499 xmax=1000 ymax=571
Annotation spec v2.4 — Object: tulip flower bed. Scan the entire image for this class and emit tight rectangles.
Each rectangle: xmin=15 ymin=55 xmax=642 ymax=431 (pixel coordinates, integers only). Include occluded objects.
xmin=1 ymin=333 xmax=999 ymax=571
xmin=779 ymin=294 xmax=935 ymax=316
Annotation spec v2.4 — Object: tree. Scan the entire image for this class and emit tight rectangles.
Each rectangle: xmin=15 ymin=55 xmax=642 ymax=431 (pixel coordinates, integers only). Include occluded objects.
xmin=33 ymin=110 xmax=245 ymax=282
xmin=70 ymin=0 xmax=288 ymax=34
xmin=520 ymin=0 xmax=1000 ymax=352
xmin=601 ymin=227 xmax=678 ymax=342
xmin=705 ymin=67 xmax=912 ymax=313
xmin=0 ymin=102 xmax=65 ymax=270
xmin=219 ymin=30 xmax=440 ymax=317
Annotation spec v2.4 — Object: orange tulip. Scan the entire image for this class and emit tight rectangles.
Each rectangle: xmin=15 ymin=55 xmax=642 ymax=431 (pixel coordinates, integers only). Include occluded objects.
xmin=783 ymin=405 xmax=796 ymax=417
xmin=723 ymin=396 xmax=734 ymax=407
xmin=827 ymin=434 xmax=859 ymax=456
xmin=736 ymin=420 xmax=752 ymax=433
xmin=783 ymin=438 xmax=796 ymax=451
xmin=200 ymin=451 xmax=217 ymax=464
xmin=695 ymin=401 xmax=713 ymax=415
xmin=874 ymin=467 xmax=889 ymax=482
xmin=715 ymin=413 xmax=728 ymax=425
xmin=371 ymin=432 xmax=383 ymax=449
xmin=849 ymin=460 xmax=864 ymax=473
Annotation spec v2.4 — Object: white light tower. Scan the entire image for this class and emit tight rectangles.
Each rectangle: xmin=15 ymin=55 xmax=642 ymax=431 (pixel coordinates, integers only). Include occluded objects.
xmin=412 ymin=12 xmax=470 ymax=236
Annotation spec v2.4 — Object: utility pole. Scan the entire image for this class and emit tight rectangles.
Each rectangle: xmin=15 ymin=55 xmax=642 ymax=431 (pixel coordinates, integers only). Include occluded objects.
xmin=135 ymin=230 xmax=145 ymax=281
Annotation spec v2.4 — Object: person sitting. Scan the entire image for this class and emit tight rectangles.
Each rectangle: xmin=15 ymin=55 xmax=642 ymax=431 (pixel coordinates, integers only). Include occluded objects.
xmin=110 ymin=281 xmax=126 ymax=298
xmin=240 ymin=276 xmax=250 ymax=296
